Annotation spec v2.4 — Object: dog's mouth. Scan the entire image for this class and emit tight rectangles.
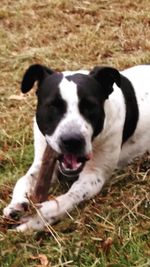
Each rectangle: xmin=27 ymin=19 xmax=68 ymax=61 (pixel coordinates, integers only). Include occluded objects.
xmin=58 ymin=154 xmax=90 ymax=177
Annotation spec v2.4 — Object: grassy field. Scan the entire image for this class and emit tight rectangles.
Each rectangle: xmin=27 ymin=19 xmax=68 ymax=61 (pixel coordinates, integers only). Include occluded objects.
xmin=0 ymin=0 xmax=150 ymax=266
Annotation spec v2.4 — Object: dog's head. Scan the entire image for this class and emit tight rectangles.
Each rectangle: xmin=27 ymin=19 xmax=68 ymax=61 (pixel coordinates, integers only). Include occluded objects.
xmin=21 ymin=64 xmax=120 ymax=176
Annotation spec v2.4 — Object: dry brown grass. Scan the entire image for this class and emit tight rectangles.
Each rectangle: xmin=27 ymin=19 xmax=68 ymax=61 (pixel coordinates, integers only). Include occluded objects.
xmin=0 ymin=0 xmax=150 ymax=266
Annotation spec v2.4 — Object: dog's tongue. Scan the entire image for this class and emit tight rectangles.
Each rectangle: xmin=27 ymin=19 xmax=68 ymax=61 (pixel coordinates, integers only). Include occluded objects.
xmin=63 ymin=154 xmax=78 ymax=169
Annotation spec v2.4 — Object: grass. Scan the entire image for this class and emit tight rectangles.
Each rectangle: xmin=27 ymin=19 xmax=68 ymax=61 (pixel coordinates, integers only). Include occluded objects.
xmin=0 ymin=0 xmax=150 ymax=266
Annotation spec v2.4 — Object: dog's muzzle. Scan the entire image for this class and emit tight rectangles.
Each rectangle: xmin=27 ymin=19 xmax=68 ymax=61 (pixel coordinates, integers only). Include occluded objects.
xmin=58 ymin=133 xmax=90 ymax=176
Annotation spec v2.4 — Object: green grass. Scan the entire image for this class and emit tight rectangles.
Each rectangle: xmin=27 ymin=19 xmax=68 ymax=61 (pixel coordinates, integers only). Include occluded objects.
xmin=0 ymin=0 xmax=150 ymax=266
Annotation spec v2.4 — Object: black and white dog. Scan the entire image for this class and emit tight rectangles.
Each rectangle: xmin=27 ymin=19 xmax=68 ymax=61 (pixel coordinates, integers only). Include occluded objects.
xmin=3 ymin=64 xmax=150 ymax=231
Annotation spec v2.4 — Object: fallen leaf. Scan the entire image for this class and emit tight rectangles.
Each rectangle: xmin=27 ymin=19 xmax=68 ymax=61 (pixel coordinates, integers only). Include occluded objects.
xmin=30 ymin=254 xmax=49 ymax=266
xmin=39 ymin=254 xmax=49 ymax=266
xmin=101 ymin=237 xmax=113 ymax=255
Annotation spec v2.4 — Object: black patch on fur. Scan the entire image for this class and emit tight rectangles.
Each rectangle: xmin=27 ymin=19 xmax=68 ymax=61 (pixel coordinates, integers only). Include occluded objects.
xmin=21 ymin=64 xmax=67 ymax=136
xmin=66 ymin=74 xmax=106 ymax=138
xmin=36 ymin=73 xmax=67 ymax=135
xmin=120 ymin=74 xmax=139 ymax=144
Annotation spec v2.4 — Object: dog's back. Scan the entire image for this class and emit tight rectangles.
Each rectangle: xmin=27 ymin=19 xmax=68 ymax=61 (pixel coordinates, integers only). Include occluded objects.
xmin=118 ymin=65 xmax=150 ymax=166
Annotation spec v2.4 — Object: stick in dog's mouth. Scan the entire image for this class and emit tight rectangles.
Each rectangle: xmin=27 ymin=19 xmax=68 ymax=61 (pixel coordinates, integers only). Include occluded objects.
xmin=33 ymin=145 xmax=57 ymax=203
xmin=33 ymin=146 xmax=91 ymax=202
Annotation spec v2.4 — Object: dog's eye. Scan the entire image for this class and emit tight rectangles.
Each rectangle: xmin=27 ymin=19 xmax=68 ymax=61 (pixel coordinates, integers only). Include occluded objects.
xmin=80 ymin=98 xmax=98 ymax=112
xmin=46 ymin=98 xmax=66 ymax=111
xmin=79 ymin=98 xmax=100 ymax=121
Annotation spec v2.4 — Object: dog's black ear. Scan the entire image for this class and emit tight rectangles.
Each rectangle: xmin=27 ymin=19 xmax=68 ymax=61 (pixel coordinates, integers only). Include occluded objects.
xmin=90 ymin=66 xmax=121 ymax=98
xmin=21 ymin=64 xmax=54 ymax=93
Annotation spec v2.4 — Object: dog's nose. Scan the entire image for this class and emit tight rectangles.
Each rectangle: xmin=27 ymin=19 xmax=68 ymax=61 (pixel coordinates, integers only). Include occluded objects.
xmin=59 ymin=133 xmax=85 ymax=155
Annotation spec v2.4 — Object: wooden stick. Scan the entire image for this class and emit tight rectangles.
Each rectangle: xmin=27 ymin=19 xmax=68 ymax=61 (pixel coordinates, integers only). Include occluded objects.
xmin=32 ymin=145 xmax=57 ymax=203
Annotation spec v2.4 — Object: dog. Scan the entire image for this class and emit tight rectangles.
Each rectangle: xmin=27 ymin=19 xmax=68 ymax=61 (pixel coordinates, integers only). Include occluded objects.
xmin=3 ymin=64 xmax=150 ymax=231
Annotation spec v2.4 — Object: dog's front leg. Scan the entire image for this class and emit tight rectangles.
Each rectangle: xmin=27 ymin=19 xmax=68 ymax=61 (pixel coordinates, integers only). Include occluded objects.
xmin=3 ymin=119 xmax=47 ymax=218
xmin=16 ymin=168 xmax=106 ymax=232
xmin=3 ymin=162 xmax=43 ymax=218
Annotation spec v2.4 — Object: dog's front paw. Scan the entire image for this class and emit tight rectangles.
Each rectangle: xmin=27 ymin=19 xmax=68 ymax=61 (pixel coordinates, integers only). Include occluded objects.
xmin=16 ymin=214 xmax=45 ymax=232
xmin=3 ymin=199 xmax=29 ymax=220
xmin=15 ymin=200 xmax=59 ymax=232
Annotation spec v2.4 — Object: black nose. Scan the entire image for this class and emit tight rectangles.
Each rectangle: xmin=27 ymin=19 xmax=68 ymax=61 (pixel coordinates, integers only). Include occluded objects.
xmin=59 ymin=133 xmax=85 ymax=155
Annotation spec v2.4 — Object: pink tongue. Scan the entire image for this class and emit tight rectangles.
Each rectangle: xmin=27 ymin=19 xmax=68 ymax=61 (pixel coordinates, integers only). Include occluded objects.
xmin=64 ymin=154 xmax=78 ymax=169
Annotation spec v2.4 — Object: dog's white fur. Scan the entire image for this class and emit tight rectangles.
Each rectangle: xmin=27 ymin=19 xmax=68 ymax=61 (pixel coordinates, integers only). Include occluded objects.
xmin=3 ymin=65 xmax=150 ymax=231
